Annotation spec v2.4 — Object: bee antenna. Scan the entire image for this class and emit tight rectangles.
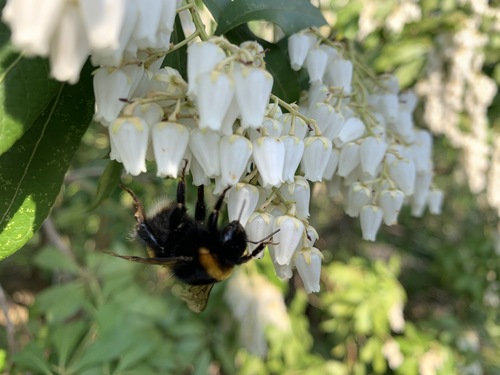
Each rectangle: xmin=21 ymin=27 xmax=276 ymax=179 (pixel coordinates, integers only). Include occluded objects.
xmin=248 ymin=229 xmax=280 ymax=244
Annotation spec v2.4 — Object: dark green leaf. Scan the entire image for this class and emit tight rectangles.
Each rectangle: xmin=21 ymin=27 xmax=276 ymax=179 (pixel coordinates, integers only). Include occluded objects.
xmin=0 ymin=63 xmax=95 ymax=260
xmin=214 ymin=0 xmax=326 ymax=36
xmin=87 ymin=160 xmax=122 ymax=212
xmin=11 ymin=342 xmax=52 ymax=375
xmin=202 ymin=0 xmax=231 ymax=21
xmin=0 ymin=3 xmax=62 ymax=155
xmin=163 ymin=15 xmax=188 ymax=79
xmin=51 ymin=321 xmax=88 ymax=368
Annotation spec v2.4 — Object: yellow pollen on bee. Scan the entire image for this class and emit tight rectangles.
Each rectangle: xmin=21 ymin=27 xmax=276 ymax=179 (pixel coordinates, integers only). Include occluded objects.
xmin=198 ymin=247 xmax=233 ymax=281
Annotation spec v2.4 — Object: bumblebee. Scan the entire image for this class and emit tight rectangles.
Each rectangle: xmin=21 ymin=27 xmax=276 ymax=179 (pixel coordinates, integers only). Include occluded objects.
xmin=109 ymin=168 xmax=276 ymax=312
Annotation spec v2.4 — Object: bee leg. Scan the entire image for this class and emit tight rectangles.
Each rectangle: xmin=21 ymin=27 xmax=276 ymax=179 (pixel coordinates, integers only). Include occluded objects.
xmin=195 ymin=185 xmax=207 ymax=222
xmin=208 ymin=186 xmax=231 ymax=232
xmin=120 ymin=184 xmax=145 ymax=223
xmin=235 ymin=241 xmax=269 ymax=264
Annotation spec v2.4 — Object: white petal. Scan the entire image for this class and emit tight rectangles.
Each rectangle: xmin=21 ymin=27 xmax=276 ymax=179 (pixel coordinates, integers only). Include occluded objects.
xmin=109 ymin=117 xmax=149 ymax=176
xmin=379 ymin=189 xmax=404 ymax=225
xmin=280 ymin=176 xmax=311 ymax=219
xmin=360 ymin=205 xmax=383 ymax=241
xmin=252 ymin=137 xmax=285 ymax=188
xmin=337 ymin=142 xmax=361 ymax=177
xmin=227 ymin=183 xmax=259 ymax=227
xmin=219 ymin=135 xmax=253 ymax=186
xmin=272 ymin=215 xmax=304 ymax=265
xmin=245 ymin=212 xmax=274 ymax=259
xmin=49 ymin=3 xmax=90 ymax=84
xmin=294 ymin=248 xmax=323 ymax=293
xmin=346 ymin=182 xmax=372 ymax=217
xmin=301 ymin=136 xmax=332 ymax=182
xmin=360 ymin=137 xmax=387 ymax=176
xmin=189 ymin=128 xmax=221 ymax=178
xmin=152 ymin=122 xmax=190 ymax=178
xmin=288 ymin=32 xmax=316 ymax=71
xmin=305 ymin=48 xmax=328 ymax=83
xmin=234 ymin=65 xmax=273 ymax=129
xmin=187 ymin=41 xmax=225 ymax=99
xmin=281 ymin=136 xmax=305 ymax=183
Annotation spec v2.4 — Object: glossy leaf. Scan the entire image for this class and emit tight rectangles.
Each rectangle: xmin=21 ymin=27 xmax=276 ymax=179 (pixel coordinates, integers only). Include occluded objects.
xmin=0 ymin=4 xmax=62 ymax=156
xmin=213 ymin=0 xmax=326 ymax=36
xmin=0 ymin=63 xmax=95 ymax=260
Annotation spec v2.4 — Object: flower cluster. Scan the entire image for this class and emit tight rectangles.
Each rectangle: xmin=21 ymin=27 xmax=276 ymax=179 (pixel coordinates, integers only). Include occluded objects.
xmin=2 ymin=0 xmax=444 ymax=295
xmin=2 ymin=0 xmax=178 ymax=82
xmin=96 ymin=34 xmax=325 ymax=293
xmin=288 ymin=29 xmax=443 ymax=241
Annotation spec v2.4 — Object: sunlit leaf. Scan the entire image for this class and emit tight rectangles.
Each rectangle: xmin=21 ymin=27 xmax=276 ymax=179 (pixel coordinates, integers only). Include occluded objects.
xmin=0 ymin=63 xmax=95 ymax=260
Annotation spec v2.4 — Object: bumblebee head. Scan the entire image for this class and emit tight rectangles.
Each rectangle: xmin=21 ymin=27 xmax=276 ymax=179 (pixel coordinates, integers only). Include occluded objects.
xmin=219 ymin=220 xmax=248 ymax=264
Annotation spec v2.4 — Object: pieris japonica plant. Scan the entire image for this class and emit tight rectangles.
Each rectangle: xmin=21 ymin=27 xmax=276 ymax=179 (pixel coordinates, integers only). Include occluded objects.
xmin=0 ymin=0 xmax=442 ymax=301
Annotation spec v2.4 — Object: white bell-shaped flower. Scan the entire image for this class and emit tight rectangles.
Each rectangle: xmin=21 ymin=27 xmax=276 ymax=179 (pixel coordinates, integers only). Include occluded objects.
xmin=294 ymin=247 xmax=323 ymax=293
xmin=94 ymin=67 xmax=136 ymax=126
xmin=411 ymin=171 xmax=433 ymax=217
xmin=49 ymin=3 xmax=90 ymax=84
xmin=157 ymin=0 xmax=177 ymax=33
xmin=428 ymin=189 xmax=444 ymax=215
xmin=3 ymin=0 xmax=65 ymax=56
xmin=360 ymin=136 xmax=388 ymax=176
xmin=269 ymin=246 xmax=294 ymax=279
xmin=392 ymin=111 xmax=415 ymax=143
xmin=288 ymin=32 xmax=316 ymax=71
xmin=234 ymin=65 xmax=273 ymax=129
xmin=227 ymin=183 xmax=260 ymax=227
xmin=280 ymin=177 xmax=311 ymax=219
xmin=379 ymin=93 xmax=399 ymax=124
xmin=398 ymin=90 xmax=418 ymax=113
xmin=306 ymin=83 xmax=330 ymax=109
xmin=305 ymin=48 xmax=328 ymax=83
xmin=190 ymin=156 xmax=211 ymax=186
xmin=219 ymin=135 xmax=253 ymax=186
xmin=131 ymin=103 xmax=164 ymax=127
xmin=79 ymin=0 xmax=126 ymax=51
xmin=245 ymin=212 xmax=275 ymax=259
xmin=281 ymin=136 xmax=305 ymax=183
xmin=280 ymin=113 xmax=308 ymax=139
xmin=346 ymin=182 xmax=372 ymax=217
xmin=301 ymin=136 xmax=332 ymax=182
xmin=337 ymin=142 xmax=361 ymax=177
xmin=89 ymin=1 xmax=138 ymax=66
xmin=360 ymin=205 xmax=384 ymax=241
xmin=187 ymin=41 xmax=225 ymax=99
xmin=220 ymin=95 xmax=240 ymax=136
xmin=189 ymin=128 xmax=221 ymax=178
xmin=252 ymin=136 xmax=285 ymax=188
xmin=213 ymin=176 xmax=229 ymax=196
xmin=323 ymin=148 xmax=340 ymax=180
xmin=388 ymin=157 xmax=416 ymax=195
xmin=272 ymin=215 xmax=304 ymax=265
xmin=133 ymin=0 xmax=164 ymax=48
xmin=149 ymin=67 xmax=186 ymax=98
xmin=304 ymin=225 xmax=319 ymax=247
xmin=196 ymin=71 xmax=235 ymax=131
xmin=152 ymin=122 xmax=189 ymax=178
xmin=334 ymin=117 xmax=366 ymax=147
xmin=109 ymin=117 xmax=149 ymax=176
xmin=325 ymin=58 xmax=353 ymax=94
xmin=411 ymin=130 xmax=433 ymax=173
xmin=379 ymin=189 xmax=404 ymax=225
xmin=248 ymin=118 xmax=282 ymax=141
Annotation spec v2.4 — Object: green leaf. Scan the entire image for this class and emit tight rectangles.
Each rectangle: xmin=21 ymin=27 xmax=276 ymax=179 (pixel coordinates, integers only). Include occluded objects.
xmin=11 ymin=342 xmax=52 ymax=375
xmin=35 ymin=281 xmax=86 ymax=323
xmin=33 ymin=245 xmax=80 ymax=273
xmin=163 ymin=15 xmax=188 ymax=79
xmin=214 ymin=0 xmax=326 ymax=36
xmin=87 ymin=160 xmax=122 ymax=212
xmin=0 ymin=12 xmax=62 ymax=156
xmin=0 ymin=63 xmax=95 ymax=260
xmin=51 ymin=321 xmax=88 ymax=368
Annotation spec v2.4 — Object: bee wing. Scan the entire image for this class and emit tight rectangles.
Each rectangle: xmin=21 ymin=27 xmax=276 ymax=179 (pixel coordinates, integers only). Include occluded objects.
xmin=105 ymin=251 xmax=192 ymax=266
xmin=180 ymin=284 xmax=214 ymax=313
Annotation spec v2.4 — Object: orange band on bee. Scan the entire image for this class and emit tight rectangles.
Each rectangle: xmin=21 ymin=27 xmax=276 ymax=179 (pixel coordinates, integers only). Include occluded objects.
xmin=198 ymin=247 xmax=233 ymax=281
